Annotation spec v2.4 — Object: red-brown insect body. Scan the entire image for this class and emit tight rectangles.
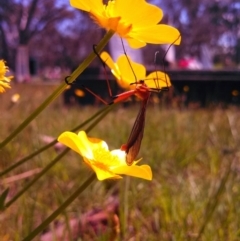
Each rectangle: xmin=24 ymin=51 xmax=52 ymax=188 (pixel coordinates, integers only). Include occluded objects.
xmin=79 ymin=45 xmax=171 ymax=166
xmin=111 ymin=80 xmax=152 ymax=165
xmin=112 ymin=81 xmax=151 ymax=104
xmin=120 ymin=95 xmax=150 ymax=165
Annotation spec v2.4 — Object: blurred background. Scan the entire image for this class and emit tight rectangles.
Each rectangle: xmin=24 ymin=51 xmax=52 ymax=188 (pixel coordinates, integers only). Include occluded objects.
xmin=1 ymin=1 xmax=240 ymax=240
xmin=0 ymin=0 xmax=240 ymax=106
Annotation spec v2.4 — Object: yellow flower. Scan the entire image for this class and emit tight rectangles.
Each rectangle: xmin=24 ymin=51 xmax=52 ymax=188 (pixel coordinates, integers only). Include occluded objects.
xmin=74 ymin=89 xmax=85 ymax=97
xmin=70 ymin=0 xmax=181 ymax=48
xmin=11 ymin=93 xmax=20 ymax=103
xmin=58 ymin=131 xmax=152 ymax=181
xmin=0 ymin=60 xmax=13 ymax=93
xmin=100 ymin=51 xmax=171 ymax=90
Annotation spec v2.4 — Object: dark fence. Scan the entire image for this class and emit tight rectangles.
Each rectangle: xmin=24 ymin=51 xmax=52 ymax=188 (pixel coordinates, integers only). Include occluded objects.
xmin=63 ymin=69 xmax=240 ymax=107
xmin=170 ymin=70 xmax=240 ymax=106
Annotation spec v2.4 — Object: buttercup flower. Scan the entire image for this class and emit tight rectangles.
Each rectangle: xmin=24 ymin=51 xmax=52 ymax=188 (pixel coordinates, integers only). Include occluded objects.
xmin=100 ymin=51 xmax=171 ymax=90
xmin=0 ymin=60 xmax=13 ymax=93
xmin=70 ymin=0 xmax=181 ymax=48
xmin=58 ymin=131 xmax=152 ymax=181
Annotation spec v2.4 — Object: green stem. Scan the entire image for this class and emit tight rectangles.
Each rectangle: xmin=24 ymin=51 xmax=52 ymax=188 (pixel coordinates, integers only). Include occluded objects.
xmin=194 ymin=160 xmax=233 ymax=241
xmin=85 ymin=105 xmax=114 ymax=132
xmin=22 ymin=173 xmax=96 ymax=241
xmin=4 ymin=148 xmax=70 ymax=209
xmin=4 ymin=105 xmax=114 ymax=209
xmin=0 ymin=106 xmax=110 ymax=177
xmin=122 ymin=177 xmax=130 ymax=240
xmin=0 ymin=30 xmax=114 ymax=148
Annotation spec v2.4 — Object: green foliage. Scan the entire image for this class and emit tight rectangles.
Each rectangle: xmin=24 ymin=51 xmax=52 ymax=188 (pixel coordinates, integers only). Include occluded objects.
xmin=0 ymin=188 xmax=9 ymax=210
xmin=1 ymin=83 xmax=240 ymax=240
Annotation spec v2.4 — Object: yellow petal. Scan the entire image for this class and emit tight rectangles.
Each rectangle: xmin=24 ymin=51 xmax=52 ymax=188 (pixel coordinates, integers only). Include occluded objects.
xmin=83 ymin=157 xmax=122 ymax=180
xmin=146 ymin=71 xmax=171 ymax=89
xmin=115 ymin=0 xmax=163 ymax=26
xmin=0 ymin=86 xmax=5 ymax=93
xmin=77 ymin=131 xmax=109 ymax=156
xmin=88 ymin=137 xmax=109 ymax=151
xmin=130 ymin=25 xmax=181 ymax=45
xmin=0 ymin=60 xmax=12 ymax=93
xmin=70 ymin=0 xmax=102 ymax=12
xmin=70 ymin=0 xmax=181 ymax=49
xmin=112 ymin=164 xmax=152 ymax=180
xmin=117 ymin=55 xmax=146 ymax=85
xmin=100 ymin=51 xmax=121 ymax=79
xmin=93 ymin=165 xmax=122 ymax=180
xmin=91 ymin=11 xmax=121 ymax=33
xmin=0 ymin=80 xmax=11 ymax=90
xmin=58 ymin=131 xmax=94 ymax=159
xmin=100 ymin=51 xmax=115 ymax=70
xmin=126 ymin=37 xmax=146 ymax=49
xmin=96 ymin=171 xmax=122 ymax=180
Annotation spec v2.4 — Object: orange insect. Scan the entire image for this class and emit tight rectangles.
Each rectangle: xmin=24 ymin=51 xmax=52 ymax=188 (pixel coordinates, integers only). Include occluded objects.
xmin=66 ymin=39 xmax=177 ymax=165
xmin=98 ymin=49 xmax=171 ymax=165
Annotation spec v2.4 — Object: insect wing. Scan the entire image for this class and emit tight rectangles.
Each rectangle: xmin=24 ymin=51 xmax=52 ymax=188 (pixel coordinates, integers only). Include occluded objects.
xmin=123 ymin=97 xmax=149 ymax=165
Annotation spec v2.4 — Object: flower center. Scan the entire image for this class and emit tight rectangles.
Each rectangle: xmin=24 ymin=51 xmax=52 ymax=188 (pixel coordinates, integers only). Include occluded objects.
xmin=92 ymin=149 xmax=114 ymax=170
xmin=91 ymin=148 xmax=123 ymax=171
xmin=92 ymin=0 xmax=132 ymax=37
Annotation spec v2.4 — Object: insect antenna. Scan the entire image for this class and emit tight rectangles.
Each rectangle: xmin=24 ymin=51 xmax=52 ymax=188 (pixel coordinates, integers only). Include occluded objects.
xmin=68 ymin=44 xmax=115 ymax=105
xmin=120 ymin=38 xmax=138 ymax=84
xmin=92 ymin=44 xmax=113 ymax=98
xmin=154 ymin=35 xmax=181 ymax=91
xmin=153 ymin=51 xmax=169 ymax=91
xmin=162 ymin=34 xmax=181 ymax=67
xmin=79 ymin=44 xmax=115 ymax=105
xmin=64 ymin=44 xmax=114 ymax=102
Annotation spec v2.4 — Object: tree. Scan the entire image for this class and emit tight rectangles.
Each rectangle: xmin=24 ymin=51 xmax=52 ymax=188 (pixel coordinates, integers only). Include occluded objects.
xmin=151 ymin=0 xmax=240 ymax=67
xmin=0 ymin=0 xmax=14 ymax=64
xmin=29 ymin=10 xmax=103 ymax=72
xmin=0 ymin=0 xmax=75 ymax=81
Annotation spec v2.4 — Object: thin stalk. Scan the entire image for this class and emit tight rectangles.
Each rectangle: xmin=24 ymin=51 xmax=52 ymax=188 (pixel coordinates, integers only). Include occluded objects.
xmin=85 ymin=105 xmax=114 ymax=132
xmin=55 ymin=186 xmax=73 ymax=241
xmin=22 ymin=173 xmax=96 ymax=241
xmin=4 ymin=148 xmax=70 ymax=209
xmin=4 ymin=105 xmax=114 ymax=209
xmin=194 ymin=159 xmax=233 ymax=241
xmin=122 ymin=177 xmax=130 ymax=239
xmin=0 ymin=105 xmax=110 ymax=177
xmin=0 ymin=30 xmax=114 ymax=148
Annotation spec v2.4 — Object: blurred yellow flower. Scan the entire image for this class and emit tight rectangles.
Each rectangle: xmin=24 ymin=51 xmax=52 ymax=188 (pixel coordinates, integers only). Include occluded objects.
xmin=70 ymin=0 xmax=181 ymax=48
xmin=0 ymin=60 xmax=13 ymax=93
xmin=11 ymin=93 xmax=20 ymax=103
xmin=100 ymin=51 xmax=171 ymax=90
xmin=74 ymin=89 xmax=85 ymax=97
xmin=58 ymin=131 xmax=152 ymax=181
